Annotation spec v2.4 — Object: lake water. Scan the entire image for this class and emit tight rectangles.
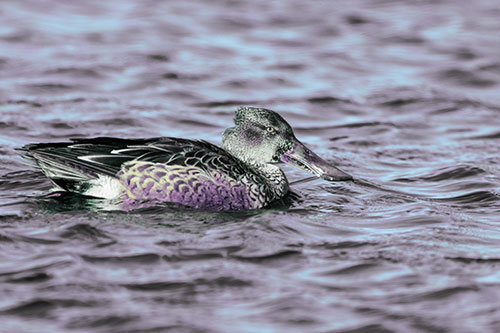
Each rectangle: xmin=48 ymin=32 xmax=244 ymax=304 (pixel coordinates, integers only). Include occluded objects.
xmin=1 ymin=0 xmax=500 ymax=332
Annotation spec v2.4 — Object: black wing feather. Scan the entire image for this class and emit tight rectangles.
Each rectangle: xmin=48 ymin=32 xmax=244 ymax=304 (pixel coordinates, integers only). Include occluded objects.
xmin=18 ymin=136 xmax=249 ymax=181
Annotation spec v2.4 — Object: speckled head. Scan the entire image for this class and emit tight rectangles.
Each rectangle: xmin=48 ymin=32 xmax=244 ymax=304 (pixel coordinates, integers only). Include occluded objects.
xmin=224 ymin=107 xmax=294 ymax=163
xmin=222 ymin=106 xmax=352 ymax=181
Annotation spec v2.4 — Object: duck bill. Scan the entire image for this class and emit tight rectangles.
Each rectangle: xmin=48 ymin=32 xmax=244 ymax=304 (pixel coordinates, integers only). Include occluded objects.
xmin=281 ymin=140 xmax=352 ymax=181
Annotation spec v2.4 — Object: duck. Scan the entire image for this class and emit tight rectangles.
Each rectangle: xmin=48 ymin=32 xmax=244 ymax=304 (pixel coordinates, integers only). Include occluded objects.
xmin=19 ymin=107 xmax=352 ymax=211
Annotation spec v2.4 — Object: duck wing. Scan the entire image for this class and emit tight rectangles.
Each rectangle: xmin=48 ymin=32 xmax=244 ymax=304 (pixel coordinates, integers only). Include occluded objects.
xmin=18 ymin=137 xmax=248 ymax=182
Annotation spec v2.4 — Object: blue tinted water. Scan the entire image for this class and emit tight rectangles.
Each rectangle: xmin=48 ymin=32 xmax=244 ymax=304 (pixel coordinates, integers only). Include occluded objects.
xmin=1 ymin=0 xmax=500 ymax=332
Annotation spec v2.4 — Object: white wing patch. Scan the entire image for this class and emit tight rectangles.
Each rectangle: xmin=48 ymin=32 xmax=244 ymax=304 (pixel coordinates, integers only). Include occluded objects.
xmin=84 ymin=175 xmax=124 ymax=199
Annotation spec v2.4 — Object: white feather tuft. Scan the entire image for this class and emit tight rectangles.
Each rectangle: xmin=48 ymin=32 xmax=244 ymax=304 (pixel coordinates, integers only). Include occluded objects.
xmin=84 ymin=175 xmax=123 ymax=199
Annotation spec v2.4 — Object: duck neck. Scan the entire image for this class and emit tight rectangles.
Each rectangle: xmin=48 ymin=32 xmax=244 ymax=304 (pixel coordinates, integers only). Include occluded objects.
xmin=257 ymin=163 xmax=289 ymax=198
xmin=243 ymin=160 xmax=289 ymax=198
xmin=222 ymin=129 xmax=289 ymax=197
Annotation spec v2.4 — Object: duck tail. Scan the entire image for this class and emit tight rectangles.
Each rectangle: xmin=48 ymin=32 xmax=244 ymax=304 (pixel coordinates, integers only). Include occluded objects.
xmin=16 ymin=141 xmax=124 ymax=194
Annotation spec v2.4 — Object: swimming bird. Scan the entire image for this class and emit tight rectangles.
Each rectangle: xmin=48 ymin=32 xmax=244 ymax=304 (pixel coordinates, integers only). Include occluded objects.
xmin=19 ymin=107 xmax=351 ymax=211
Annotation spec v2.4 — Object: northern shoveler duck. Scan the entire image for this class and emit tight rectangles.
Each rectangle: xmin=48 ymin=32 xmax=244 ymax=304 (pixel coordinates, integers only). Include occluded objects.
xmin=19 ymin=107 xmax=351 ymax=211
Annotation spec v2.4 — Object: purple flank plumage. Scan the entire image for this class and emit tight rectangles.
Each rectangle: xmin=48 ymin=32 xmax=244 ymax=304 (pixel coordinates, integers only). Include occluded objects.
xmin=116 ymin=161 xmax=260 ymax=211
xmin=155 ymin=171 xmax=166 ymax=178
xmin=137 ymin=164 xmax=151 ymax=173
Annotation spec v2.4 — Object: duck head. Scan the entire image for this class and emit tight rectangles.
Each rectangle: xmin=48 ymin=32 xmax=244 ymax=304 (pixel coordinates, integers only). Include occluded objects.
xmin=222 ymin=107 xmax=352 ymax=181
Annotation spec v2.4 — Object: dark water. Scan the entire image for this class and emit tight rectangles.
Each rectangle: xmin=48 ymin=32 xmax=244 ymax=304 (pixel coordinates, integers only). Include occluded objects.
xmin=1 ymin=0 xmax=500 ymax=332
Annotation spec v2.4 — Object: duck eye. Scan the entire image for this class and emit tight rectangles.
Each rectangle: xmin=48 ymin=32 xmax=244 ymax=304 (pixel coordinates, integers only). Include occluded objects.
xmin=266 ymin=127 xmax=275 ymax=134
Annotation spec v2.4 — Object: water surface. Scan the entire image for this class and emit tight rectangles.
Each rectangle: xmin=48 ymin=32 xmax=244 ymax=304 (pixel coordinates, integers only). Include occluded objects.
xmin=1 ymin=0 xmax=500 ymax=332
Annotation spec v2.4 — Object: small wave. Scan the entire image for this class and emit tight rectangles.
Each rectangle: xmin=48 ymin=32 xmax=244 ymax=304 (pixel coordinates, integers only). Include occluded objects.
xmin=122 ymin=281 xmax=191 ymax=291
xmin=374 ymin=94 xmax=486 ymax=115
xmin=231 ymin=249 xmax=302 ymax=262
xmin=307 ymin=96 xmax=350 ymax=104
xmin=429 ymin=105 xmax=460 ymax=114
xmin=453 ymin=47 xmax=477 ymax=60
xmin=332 ymin=121 xmax=395 ymax=129
xmin=23 ymin=83 xmax=77 ymax=93
xmin=423 ymin=166 xmax=486 ymax=181
xmin=45 ymin=97 xmax=88 ymax=105
xmin=123 ymin=277 xmax=252 ymax=291
xmin=326 ymin=262 xmax=379 ymax=275
xmin=344 ymin=14 xmax=371 ymax=25
xmin=378 ymin=97 xmax=420 ymax=107
xmin=5 ymin=272 xmax=51 ymax=284
xmin=0 ymin=233 xmax=14 ymax=242
xmin=401 ymin=285 xmax=479 ymax=303
xmin=87 ymin=117 xmax=140 ymax=127
xmin=43 ymin=67 xmax=102 ymax=78
xmin=371 ymin=215 xmax=444 ymax=230
xmin=0 ymin=121 xmax=29 ymax=132
xmin=471 ymin=131 xmax=500 ymax=140
xmin=267 ymin=63 xmax=305 ymax=71
xmin=435 ymin=191 xmax=499 ymax=205
xmin=45 ymin=121 xmax=74 ymax=129
xmin=176 ymin=119 xmax=218 ymax=128
xmin=193 ymin=100 xmax=261 ymax=107
xmin=317 ymin=241 xmax=378 ymax=250
xmin=447 ymin=257 xmax=500 ymax=264
xmin=0 ymin=258 xmax=72 ymax=279
xmin=2 ymin=298 xmax=96 ymax=317
xmin=163 ymin=90 xmax=201 ymax=100
xmin=161 ymin=72 xmax=208 ymax=81
xmin=345 ymin=140 xmax=379 ymax=147
xmin=81 ymin=253 xmax=161 ymax=264
xmin=0 ymin=170 xmax=51 ymax=192
xmin=434 ymin=68 xmax=497 ymax=88
xmin=58 ymin=223 xmax=112 ymax=241
xmin=294 ymin=121 xmax=393 ymax=136
xmin=162 ymin=245 xmax=242 ymax=262
xmin=161 ymin=72 xmax=179 ymax=80
xmin=163 ymin=251 xmax=224 ymax=262
xmin=66 ymin=315 xmax=137 ymax=329
xmin=17 ymin=235 xmax=62 ymax=245
xmin=0 ymin=30 xmax=32 ymax=42
xmin=1 ymin=100 xmax=43 ymax=108
xmin=393 ymin=166 xmax=485 ymax=182
xmin=479 ymin=62 xmax=500 ymax=74
xmin=222 ymin=79 xmax=254 ymax=89
xmin=146 ymin=53 xmax=170 ymax=62
xmin=384 ymin=35 xmax=427 ymax=44
xmin=339 ymin=324 xmax=394 ymax=333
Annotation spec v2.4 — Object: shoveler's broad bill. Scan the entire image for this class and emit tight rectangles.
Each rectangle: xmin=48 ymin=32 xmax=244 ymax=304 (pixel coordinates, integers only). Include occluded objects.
xmin=18 ymin=107 xmax=352 ymax=211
